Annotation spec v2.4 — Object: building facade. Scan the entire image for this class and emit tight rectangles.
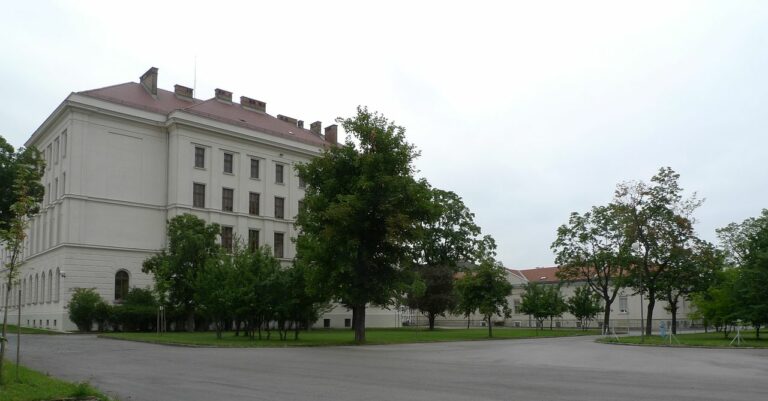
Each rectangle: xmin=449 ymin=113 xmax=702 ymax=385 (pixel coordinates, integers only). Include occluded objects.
xmin=0 ymin=67 xmax=339 ymax=331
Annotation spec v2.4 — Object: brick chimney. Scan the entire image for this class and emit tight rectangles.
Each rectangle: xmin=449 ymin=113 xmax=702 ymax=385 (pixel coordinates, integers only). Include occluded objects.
xmin=240 ymin=96 xmax=266 ymax=113
xmin=310 ymin=121 xmax=322 ymax=136
xmin=277 ymin=114 xmax=298 ymax=126
xmin=298 ymin=120 xmax=304 ymax=129
xmin=324 ymin=124 xmax=338 ymax=144
xmin=174 ymin=84 xmax=193 ymax=100
xmin=140 ymin=67 xmax=158 ymax=96
xmin=215 ymin=88 xmax=232 ymax=103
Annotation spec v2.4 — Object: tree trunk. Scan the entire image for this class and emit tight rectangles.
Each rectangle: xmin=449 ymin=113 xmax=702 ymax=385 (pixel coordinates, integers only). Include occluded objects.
xmin=602 ymin=301 xmax=612 ymax=334
xmin=466 ymin=315 xmax=470 ymax=329
xmin=645 ymin=293 xmax=656 ymax=336
xmin=186 ymin=311 xmax=195 ymax=332
xmin=428 ymin=313 xmax=436 ymax=330
xmin=353 ymin=304 xmax=366 ymax=343
xmin=487 ymin=315 xmax=493 ymax=337
xmin=670 ymin=303 xmax=678 ymax=335
xmin=0 ymin=275 xmax=12 ymax=384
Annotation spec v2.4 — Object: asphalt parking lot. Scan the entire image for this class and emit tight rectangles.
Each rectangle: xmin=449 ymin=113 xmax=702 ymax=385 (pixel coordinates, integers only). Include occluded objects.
xmin=8 ymin=334 xmax=768 ymax=401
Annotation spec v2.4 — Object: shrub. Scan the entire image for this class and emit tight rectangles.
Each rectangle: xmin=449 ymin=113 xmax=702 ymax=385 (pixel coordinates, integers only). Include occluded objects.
xmin=112 ymin=288 xmax=158 ymax=331
xmin=67 ymin=288 xmax=108 ymax=332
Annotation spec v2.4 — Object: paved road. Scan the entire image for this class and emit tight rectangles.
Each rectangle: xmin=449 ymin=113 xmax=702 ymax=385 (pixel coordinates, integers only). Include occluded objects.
xmin=8 ymin=334 xmax=768 ymax=401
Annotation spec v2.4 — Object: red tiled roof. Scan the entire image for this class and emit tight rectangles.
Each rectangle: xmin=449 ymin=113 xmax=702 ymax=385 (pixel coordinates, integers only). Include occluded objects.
xmin=77 ymin=82 xmax=328 ymax=147
xmin=516 ymin=266 xmax=560 ymax=283
xmin=79 ymin=82 xmax=202 ymax=115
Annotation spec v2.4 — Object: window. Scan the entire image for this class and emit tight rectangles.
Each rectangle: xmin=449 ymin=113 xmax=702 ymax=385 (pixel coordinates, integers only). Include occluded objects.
xmin=274 ymin=197 xmax=284 ymax=219
xmin=61 ymin=130 xmax=67 ymax=158
xmin=297 ymin=200 xmax=304 ymax=218
xmin=512 ymin=299 xmax=520 ymax=314
xmin=34 ymin=274 xmax=39 ymax=304
xmin=619 ymin=296 xmax=628 ymax=313
xmin=54 ymin=178 xmax=58 ymax=200
xmin=53 ymin=138 xmax=59 ymax=164
xmin=115 ymin=270 xmax=129 ymax=301
xmin=323 ymin=319 xmax=331 ymax=329
xmin=222 ymin=188 xmax=234 ymax=212
xmin=344 ymin=318 xmax=351 ymax=328
xmin=223 ymin=152 xmax=233 ymax=174
xmin=221 ymin=226 xmax=233 ymax=252
xmin=248 ymin=229 xmax=259 ymax=252
xmin=41 ymin=274 xmax=46 ymax=303
xmin=47 ymin=270 xmax=52 ymax=302
xmin=46 ymin=183 xmax=50 ymax=205
xmin=250 ymin=158 xmax=260 ymax=179
xmin=274 ymin=232 xmax=284 ymax=258
xmin=46 ymin=144 xmax=51 ymax=169
xmin=298 ymin=175 xmax=306 ymax=189
xmin=61 ymin=173 xmax=66 ymax=196
xmin=55 ymin=268 xmax=60 ymax=302
xmin=249 ymin=192 xmax=260 ymax=215
xmin=275 ymin=164 xmax=284 ymax=184
xmin=194 ymin=146 xmax=205 ymax=168
xmin=193 ymin=183 xmax=206 ymax=208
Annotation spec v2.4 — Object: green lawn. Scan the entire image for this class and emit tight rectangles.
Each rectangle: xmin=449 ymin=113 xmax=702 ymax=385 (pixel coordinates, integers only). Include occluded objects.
xmin=1 ymin=324 xmax=62 ymax=335
xmin=0 ymin=360 xmax=108 ymax=401
xmin=101 ymin=327 xmax=598 ymax=347
xmin=598 ymin=330 xmax=768 ymax=348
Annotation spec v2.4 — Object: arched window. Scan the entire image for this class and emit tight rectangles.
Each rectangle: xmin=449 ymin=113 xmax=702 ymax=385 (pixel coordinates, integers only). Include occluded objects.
xmin=34 ymin=274 xmax=39 ymax=304
xmin=55 ymin=267 xmax=61 ymax=303
xmin=41 ymin=274 xmax=46 ymax=303
xmin=28 ymin=277 xmax=33 ymax=304
xmin=115 ymin=270 xmax=129 ymax=302
xmin=47 ymin=270 xmax=53 ymax=302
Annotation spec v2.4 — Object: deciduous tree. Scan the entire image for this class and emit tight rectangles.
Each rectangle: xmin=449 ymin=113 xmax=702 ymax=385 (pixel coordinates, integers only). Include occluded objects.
xmin=408 ymin=189 xmax=484 ymax=330
xmin=455 ymin=259 xmax=512 ymax=337
xmin=0 ymin=138 xmax=44 ymax=384
xmin=142 ymin=214 xmax=220 ymax=331
xmin=553 ymin=204 xmax=631 ymax=332
xmin=295 ymin=107 xmax=432 ymax=343
xmin=566 ymin=285 xmax=603 ymax=330
xmin=614 ymin=167 xmax=703 ymax=336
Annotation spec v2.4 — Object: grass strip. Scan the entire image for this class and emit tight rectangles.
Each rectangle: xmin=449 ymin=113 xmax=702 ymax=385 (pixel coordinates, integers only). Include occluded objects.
xmin=1 ymin=324 xmax=63 ymax=335
xmin=0 ymin=360 xmax=108 ymax=401
xmin=597 ymin=330 xmax=768 ymax=348
xmin=101 ymin=327 xmax=598 ymax=347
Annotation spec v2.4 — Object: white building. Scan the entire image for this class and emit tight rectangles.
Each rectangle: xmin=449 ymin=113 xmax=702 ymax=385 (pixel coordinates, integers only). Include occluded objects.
xmin=0 ymin=67 xmax=341 ymax=331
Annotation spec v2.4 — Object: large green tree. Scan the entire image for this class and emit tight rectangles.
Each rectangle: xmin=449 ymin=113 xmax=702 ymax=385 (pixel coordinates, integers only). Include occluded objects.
xmin=295 ymin=107 xmax=432 ymax=343
xmin=142 ymin=214 xmax=221 ymax=331
xmin=614 ymin=167 xmax=703 ymax=336
xmin=0 ymin=138 xmax=44 ymax=384
xmin=552 ymin=204 xmax=631 ymax=333
xmin=407 ymin=189 xmax=484 ymax=330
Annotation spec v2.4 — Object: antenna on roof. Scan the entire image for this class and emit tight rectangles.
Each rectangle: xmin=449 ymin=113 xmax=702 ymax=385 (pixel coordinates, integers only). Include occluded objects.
xmin=193 ymin=56 xmax=197 ymax=96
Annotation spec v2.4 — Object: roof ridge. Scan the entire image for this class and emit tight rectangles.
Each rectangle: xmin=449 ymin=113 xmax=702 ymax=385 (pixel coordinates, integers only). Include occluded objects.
xmin=77 ymin=81 xmax=135 ymax=94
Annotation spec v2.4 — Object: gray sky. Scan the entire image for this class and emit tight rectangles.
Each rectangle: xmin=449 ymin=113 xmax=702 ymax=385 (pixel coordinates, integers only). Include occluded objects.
xmin=2 ymin=1 xmax=766 ymax=268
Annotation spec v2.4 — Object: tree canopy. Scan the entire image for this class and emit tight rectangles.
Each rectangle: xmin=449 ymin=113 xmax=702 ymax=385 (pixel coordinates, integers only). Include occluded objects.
xmin=142 ymin=214 xmax=221 ymax=331
xmin=407 ymin=188 xmax=486 ymax=330
xmin=552 ymin=204 xmax=631 ymax=332
xmin=614 ymin=167 xmax=704 ymax=335
xmin=295 ymin=107 xmax=433 ymax=343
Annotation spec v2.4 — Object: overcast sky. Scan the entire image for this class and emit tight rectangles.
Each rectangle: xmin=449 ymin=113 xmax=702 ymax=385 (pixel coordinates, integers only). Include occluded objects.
xmin=1 ymin=1 xmax=766 ymax=268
